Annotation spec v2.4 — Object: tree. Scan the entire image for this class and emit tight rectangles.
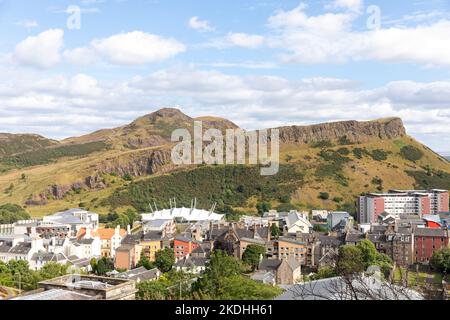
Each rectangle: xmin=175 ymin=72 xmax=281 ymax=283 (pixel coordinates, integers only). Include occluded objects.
xmin=137 ymin=255 xmax=156 ymax=270
xmin=430 ymin=247 xmax=450 ymax=274
xmin=39 ymin=262 xmax=68 ymax=280
xmin=356 ymin=240 xmax=378 ymax=269
xmin=6 ymin=260 xmax=40 ymax=291
xmin=336 ymin=245 xmax=364 ymax=276
xmin=215 ymin=275 xmax=282 ymax=300
xmin=136 ymin=281 xmax=169 ymax=300
xmin=94 ymin=257 xmax=114 ymax=276
xmin=194 ymin=250 xmax=241 ymax=296
xmin=0 ymin=204 xmax=30 ymax=224
xmin=155 ymin=248 xmax=175 ymax=273
xmin=270 ymin=224 xmax=280 ymax=239
xmin=242 ymin=245 xmax=265 ymax=271
xmin=256 ymin=201 xmax=271 ymax=215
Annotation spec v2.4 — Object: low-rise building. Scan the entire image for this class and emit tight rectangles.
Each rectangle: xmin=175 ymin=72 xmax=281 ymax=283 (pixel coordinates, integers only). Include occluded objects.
xmin=174 ymin=235 xmax=200 ymax=260
xmin=414 ymin=227 xmax=449 ymax=264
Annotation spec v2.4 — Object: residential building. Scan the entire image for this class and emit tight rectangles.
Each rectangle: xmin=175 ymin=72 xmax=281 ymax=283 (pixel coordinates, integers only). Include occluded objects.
xmin=174 ymin=256 xmax=208 ymax=274
xmin=140 ymin=231 xmax=163 ymax=262
xmin=258 ymin=258 xmax=301 ymax=285
xmin=312 ymin=210 xmax=329 ymax=222
xmin=78 ymin=226 xmax=127 ymax=258
xmin=174 ymin=235 xmax=200 ymax=260
xmin=115 ymin=267 xmax=162 ymax=283
xmin=275 ymin=237 xmax=307 ymax=265
xmin=327 ymin=212 xmax=351 ymax=230
xmin=115 ymin=244 xmax=136 ymax=271
xmin=284 ymin=211 xmax=312 ymax=235
xmin=143 ymin=219 xmax=176 ymax=235
xmin=414 ymin=227 xmax=449 ymax=264
xmin=210 ymin=223 xmax=270 ymax=259
xmin=358 ymin=189 xmax=449 ymax=223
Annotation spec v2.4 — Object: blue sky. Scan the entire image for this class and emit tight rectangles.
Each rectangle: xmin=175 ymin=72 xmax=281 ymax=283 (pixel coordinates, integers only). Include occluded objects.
xmin=0 ymin=0 xmax=450 ymax=154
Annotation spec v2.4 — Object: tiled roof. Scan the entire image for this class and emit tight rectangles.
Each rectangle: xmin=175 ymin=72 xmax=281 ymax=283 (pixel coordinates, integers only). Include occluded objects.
xmin=414 ymin=228 xmax=447 ymax=237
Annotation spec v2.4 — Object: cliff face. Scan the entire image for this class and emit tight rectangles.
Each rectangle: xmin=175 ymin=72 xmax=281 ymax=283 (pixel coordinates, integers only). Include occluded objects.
xmin=277 ymin=117 xmax=406 ymax=144
xmin=96 ymin=148 xmax=174 ymax=177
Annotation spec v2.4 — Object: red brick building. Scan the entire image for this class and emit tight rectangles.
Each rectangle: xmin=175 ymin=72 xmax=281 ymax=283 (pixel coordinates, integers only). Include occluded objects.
xmin=414 ymin=228 xmax=449 ymax=264
xmin=174 ymin=236 xmax=200 ymax=260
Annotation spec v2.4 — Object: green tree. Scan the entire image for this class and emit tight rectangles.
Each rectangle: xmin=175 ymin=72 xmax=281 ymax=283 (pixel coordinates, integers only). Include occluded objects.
xmin=94 ymin=257 xmax=114 ymax=276
xmin=39 ymin=262 xmax=68 ymax=280
xmin=0 ymin=204 xmax=30 ymax=224
xmin=336 ymin=245 xmax=364 ymax=276
xmin=270 ymin=224 xmax=280 ymax=239
xmin=356 ymin=240 xmax=378 ymax=269
xmin=137 ymin=255 xmax=156 ymax=270
xmin=256 ymin=201 xmax=271 ymax=215
xmin=194 ymin=250 xmax=241 ymax=296
xmin=136 ymin=281 xmax=169 ymax=300
xmin=310 ymin=266 xmax=336 ymax=280
xmin=7 ymin=260 xmax=40 ymax=291
xmin=242 ymin=245 xmax=265 ymax=271
xmin=215 ymin=275 xmax=282 ymax=300
xmin=430 ymin=247 xmax=450 ymax=274
xmin=155 ymin=248 xmax=175 ymax=273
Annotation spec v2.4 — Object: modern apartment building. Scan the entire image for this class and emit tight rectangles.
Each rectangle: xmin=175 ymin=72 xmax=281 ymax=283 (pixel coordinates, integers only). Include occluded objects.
xmin=358 ymin=189 xmax=449 ymax=223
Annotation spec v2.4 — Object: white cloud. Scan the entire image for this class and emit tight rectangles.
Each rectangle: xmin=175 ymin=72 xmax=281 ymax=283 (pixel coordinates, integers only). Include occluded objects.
xmin=206 ymin=32 xmax=265 ymax=49
xmin=266 ymin=4 xmax=450 ymax=66
xmin=13 ymin=29 xmax=64 ymax=68
xmin=188 ymin=16 xmax=214 ymax=32
xmin=325 ymin=0 xmax=364 ymax=13
xmin=15 ymin=19 xmax=39 ymax=28
xmin=68 ymin=31 xmax=186 ymax=65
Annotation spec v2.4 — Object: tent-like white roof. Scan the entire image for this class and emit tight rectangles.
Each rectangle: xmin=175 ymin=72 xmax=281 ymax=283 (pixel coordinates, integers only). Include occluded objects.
xmin=142 ymin=207 xmax=224 ymax=222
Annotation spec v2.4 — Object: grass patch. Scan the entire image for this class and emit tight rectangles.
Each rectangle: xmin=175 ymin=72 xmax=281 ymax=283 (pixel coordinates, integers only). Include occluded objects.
xmin=0 ymin=141 xmax=109 ymax=168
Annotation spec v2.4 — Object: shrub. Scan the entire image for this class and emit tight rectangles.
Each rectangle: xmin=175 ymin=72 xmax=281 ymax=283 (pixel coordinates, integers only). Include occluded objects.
xmin=370 ymin=149 xmax=389 ymax=161
xmin=318 ymin=192 xmax=330 ymax=200
xmin=311 ymin=140 xmax=334 ymax=148
xmin=400 ymin=145 xmax=424 ymax=162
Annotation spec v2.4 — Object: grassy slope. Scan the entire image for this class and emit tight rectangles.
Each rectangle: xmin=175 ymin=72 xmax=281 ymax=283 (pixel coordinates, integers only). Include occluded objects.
xmin=0 ymin=133 xmax=448 ymax=218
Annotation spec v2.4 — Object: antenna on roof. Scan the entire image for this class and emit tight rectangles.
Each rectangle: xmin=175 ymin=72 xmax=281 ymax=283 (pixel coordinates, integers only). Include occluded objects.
xmin=154 ymin=201 xmax=158 ymax=212
xmin=194 ymin=197 xmax=197 ymax=209
xmin=149 ymin=203 xmax=154 ymax=213
xmin=173 ymin=197 xmax=177 ymax=208
xmin=169 ymin=198 xmax=173 ymax=209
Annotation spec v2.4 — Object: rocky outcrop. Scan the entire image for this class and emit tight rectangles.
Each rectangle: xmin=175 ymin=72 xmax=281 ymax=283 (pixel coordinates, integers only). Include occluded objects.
xmin=97 ymin=148 xmax=174 ymax=177
xmin=277 ymin=117 xmax=406 ymax=145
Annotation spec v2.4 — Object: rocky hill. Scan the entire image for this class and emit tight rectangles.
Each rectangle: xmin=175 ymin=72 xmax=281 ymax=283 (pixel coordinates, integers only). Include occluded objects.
xmin=0 ymin=108 xmax=448 ymax=217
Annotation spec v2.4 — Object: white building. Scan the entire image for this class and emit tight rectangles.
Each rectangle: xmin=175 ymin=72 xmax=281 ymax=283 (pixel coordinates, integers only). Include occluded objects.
xmin=142 ymin=207 xmax=224 ymax=223
xmin=285 ymin=211 xmax=313 ymax=235
xmin=358 ymin=189 xmax=449 ymax=223
xmin=43 ymin=208 xmax=99 ymax=236
xmin=312 ymin=210 xmax=329 ymax=221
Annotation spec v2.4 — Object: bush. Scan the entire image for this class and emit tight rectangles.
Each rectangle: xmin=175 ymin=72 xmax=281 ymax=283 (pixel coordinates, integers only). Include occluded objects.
xmin=311 ymin=140 xmax=334 ymax=148
xmin=318 ymin=192 xmax=330 ymax=200
xmin=400 ymin=145 xmax=424 ymax=162
xmin=370 ymin=149 xmax=389 ymax=161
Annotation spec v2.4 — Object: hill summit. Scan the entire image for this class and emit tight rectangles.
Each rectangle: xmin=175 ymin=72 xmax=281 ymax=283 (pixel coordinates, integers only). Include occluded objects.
xmin=0 ymin=108 xmax=447 ymax=217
